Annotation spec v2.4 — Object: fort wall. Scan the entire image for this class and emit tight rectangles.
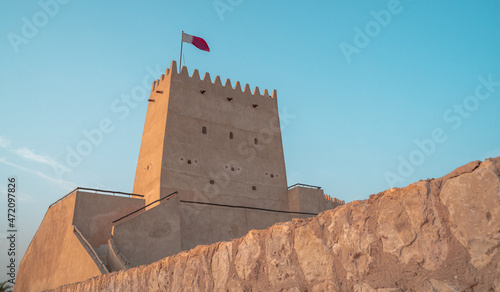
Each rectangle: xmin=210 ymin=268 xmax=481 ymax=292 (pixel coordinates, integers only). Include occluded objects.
xmin=72 ymin=191 xmax=145 ymax=248
xmin=288 ymin=185 xmax=345 ymax=214
xmin=178 ymin=201 xmax=310 ymax=251
xmin=111 ymin=196 xmax=181 ymax=266
xmin=15 ymin=194 xmax=101 ymax=292
xmin=134 ymin=61 xmax=288 ymax=211
xmin=15 ymin=191 xmax=145 ymax=292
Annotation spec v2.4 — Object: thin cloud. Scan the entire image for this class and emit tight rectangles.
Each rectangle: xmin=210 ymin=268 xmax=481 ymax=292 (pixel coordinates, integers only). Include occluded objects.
xmin=0 ymin=136 xmax=11 ymax=148
xmin=0 ymin=157 xmax=77 ymax=191
xmin=14 ymin=147 xmax=69 ymax=170
xmin=0 ymin=156 xmax=34 ymax=173
xmin=0 ymin=136 xmax=70 ymax=172
xmin=36 ymin=171 xmax=75 ymax=190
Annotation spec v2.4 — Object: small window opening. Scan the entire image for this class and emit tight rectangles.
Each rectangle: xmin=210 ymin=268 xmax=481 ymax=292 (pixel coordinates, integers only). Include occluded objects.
xmin=252 ymin=186 xmax=257 ymax=191
xmin=229 ymin=132 xmax=233 ymax=139
xmin=187 ymin=160 xmax=192 ymax=164
xmin=254 ymin=138 xmax=258 ymax=145
xmin=202 ymin=126 xmax=207 ymax=134
xmin=210 ymin=180 xmax=215 ymax=185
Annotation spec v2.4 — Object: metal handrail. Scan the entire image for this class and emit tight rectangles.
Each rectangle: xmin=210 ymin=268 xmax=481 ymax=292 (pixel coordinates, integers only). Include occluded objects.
xmin=288 ymin=183 xmax=322 ymax=190
xmin=73 ymin=225 xmax=109 ymax=274
xmin=77 ymin=187 xmax=143 ymax=198
xmin=179 ymin=200 xmax=318 ymax=216
xmin=112 ymin=191 xmax=179 ymax=224
xmin=48 ymin=187 xmax=143 ymax=209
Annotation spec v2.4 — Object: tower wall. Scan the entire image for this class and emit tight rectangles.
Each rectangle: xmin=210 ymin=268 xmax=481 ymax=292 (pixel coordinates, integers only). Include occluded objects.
xmin=133 ymin=69 xmax=173 ymax=203
xmin=134 ymin=61 xmax=289 ymax=210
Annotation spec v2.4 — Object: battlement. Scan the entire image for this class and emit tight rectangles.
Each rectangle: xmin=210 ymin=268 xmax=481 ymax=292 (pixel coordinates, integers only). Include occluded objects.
xmin=135 ymin=60 xmax=289 ymax=209
xmin=151 ymin=61 xmax=277 ymax=101
xmin=324 ymin=194 xmax=345 ymax=206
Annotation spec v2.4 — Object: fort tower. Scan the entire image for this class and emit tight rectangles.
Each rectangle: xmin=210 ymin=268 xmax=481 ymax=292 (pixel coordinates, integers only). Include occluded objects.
xmin=133 ymin=60 xmax=289 ymax=211
xmin=15 ymin=61 xmax=344 ymax=292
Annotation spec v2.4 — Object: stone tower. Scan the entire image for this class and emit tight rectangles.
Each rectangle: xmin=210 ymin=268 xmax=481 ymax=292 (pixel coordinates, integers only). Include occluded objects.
xmin=15 ymin=61 xmax=344 ymax=292
xmin=133 ymin=60 xmax=289 ymax=211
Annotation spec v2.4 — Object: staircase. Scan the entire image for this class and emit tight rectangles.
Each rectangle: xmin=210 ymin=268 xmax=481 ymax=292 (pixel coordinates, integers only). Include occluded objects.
xmin=94 ymin=245 xmax=110 ymax=272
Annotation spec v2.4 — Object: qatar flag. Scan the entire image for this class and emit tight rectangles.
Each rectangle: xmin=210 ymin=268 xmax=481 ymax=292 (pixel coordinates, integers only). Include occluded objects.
xmin=182 ymin=32 xmax=210 ymax=52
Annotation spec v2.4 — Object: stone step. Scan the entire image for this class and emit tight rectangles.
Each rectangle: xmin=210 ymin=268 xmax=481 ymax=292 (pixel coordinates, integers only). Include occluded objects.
xmin=94 ymin=245 xmax=109 ymax=268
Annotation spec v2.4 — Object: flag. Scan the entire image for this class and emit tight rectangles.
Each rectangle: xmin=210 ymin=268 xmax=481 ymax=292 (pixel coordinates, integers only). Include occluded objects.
xmin=182 ymin=32 xmax=210 ymax=52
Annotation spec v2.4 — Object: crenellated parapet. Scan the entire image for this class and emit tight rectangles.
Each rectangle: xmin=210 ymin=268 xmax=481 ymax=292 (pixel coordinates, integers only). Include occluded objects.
xmin=288 ymin=184 xmax=344 ymax=213
xmin=150 ymin=60 xmax=277 ymax=105
xmin=135 ymin=60 xmax=289 ymax=210
xmin=324 ymin=194 xmax=345 ymax=206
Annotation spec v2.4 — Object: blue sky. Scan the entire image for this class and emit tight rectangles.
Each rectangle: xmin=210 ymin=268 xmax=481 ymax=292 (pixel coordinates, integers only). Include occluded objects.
xmin=1 ymin=0 xmax=500 ymax=277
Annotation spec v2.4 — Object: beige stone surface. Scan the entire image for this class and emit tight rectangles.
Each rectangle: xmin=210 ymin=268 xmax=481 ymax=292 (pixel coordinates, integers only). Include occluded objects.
xmin=71 ymin=191 xmax=145 ymax=247
xmin=14 ymin=191 xmax=145 ymax=292
xmin=211 ymin=241 xmax=232 ymax=290
xmin=46 ymin=158 xmax=500 ymax=291
xmin=178 ymin=201 xmax=310 ymax=252
xmin=440 ymin=159 xmax=500 ymax=269
xmin=265 ymin=223 xmax=302 ymax=289
xmin=288 ymin=185 xmax=343 ymax=213
xmin=294 ymin=223 xmax=334 ymax=283
xmin=133 ymin=61 xmax=289 ymax=211
xmin=15 ymin=193 xmax=101 ymax=292
xmin=419 ymin=279 xmax=460 ymax=292
xmin=112 ymin=196 xmax=181 ymax=266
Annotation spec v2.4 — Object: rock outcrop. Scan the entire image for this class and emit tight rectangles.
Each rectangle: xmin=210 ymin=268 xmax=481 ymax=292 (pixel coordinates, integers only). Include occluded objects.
xmin=49 ymin=158 xmax=500 ymax=291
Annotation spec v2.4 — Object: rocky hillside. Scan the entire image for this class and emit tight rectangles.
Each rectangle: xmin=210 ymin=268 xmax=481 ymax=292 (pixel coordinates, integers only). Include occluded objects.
xmin=49 ymin=158 xmax=500 ymax=291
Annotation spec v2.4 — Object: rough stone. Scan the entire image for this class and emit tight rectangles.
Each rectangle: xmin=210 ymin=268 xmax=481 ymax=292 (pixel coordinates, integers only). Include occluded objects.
xmin=234 ymin=230 xmax=261 ymax=281
xmin=265 ymin=223 xmax=302 ymax=289
xmin=45 ymin=157 xmax=500 ymax=291
xmin=440 ymin=159 xmax=500 ymax=269
xmin=211 ymin=241 xmax=232 ymax=290
xmin=295 ymin=222 xmax=335 ymax=283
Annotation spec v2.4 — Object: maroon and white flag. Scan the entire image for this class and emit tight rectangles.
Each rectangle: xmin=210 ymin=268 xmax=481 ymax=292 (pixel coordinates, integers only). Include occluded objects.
xmin=182 ymin=32 xmax=210 ymax=52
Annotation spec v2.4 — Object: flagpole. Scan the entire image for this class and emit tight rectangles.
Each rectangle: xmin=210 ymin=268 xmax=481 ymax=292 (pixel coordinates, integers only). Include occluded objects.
xmin=179 ymin=31 xmax=184 ymax=71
